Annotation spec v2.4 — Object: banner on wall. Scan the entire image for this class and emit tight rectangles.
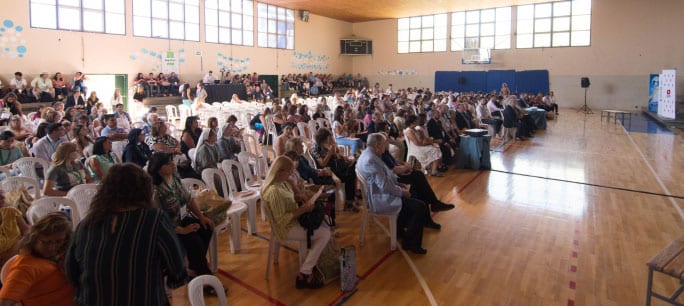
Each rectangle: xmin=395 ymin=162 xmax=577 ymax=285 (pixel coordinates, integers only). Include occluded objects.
xmin=161 ymin=51 xmax=179 ymax=74
xmin=648 ymin=74 xmax=659 ymax=112
xmin=658 ymin=69 xmax=676 ymax=119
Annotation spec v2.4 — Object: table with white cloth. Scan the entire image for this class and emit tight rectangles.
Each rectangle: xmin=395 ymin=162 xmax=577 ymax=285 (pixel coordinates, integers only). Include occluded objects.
xmin=456 ymin=135 xmax=491 ymax=170
xmin=525 ymin=107 xmax=547 ymax=129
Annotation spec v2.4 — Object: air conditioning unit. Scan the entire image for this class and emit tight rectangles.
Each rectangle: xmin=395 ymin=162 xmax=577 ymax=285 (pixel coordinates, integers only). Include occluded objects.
xmin=340 ymin=39 xmax=372 ymax=55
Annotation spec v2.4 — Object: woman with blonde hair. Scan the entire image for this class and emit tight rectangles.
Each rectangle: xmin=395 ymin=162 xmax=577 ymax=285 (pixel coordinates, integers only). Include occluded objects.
xmin=0 ymin=213 xmax=76 ymax=306
xmin=261 ymin=156 xmax=329 ymax=289
xmin=42 ymin=142 xmax=92 ymax=196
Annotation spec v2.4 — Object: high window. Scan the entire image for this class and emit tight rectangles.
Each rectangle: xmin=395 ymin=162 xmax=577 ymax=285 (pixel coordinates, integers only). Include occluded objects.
xmin=133 ymin=0 xmax=199 ymax=41
xmin=451 ymin=7 xmax=511 ymax=51
xmin=205 ymin=0 xmax=253 ymax=46
xmin=257 ymin=3 xmax=294 ymax=49
xmin=516 ymin=0 xmax=591 ymax=48
xmin=397 ymin=14 xmax=448 ymax=53
xmin=30 ymin=0 xmax=125 ymax=34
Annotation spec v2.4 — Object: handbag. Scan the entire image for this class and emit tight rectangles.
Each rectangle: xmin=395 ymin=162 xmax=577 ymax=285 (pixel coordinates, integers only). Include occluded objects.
xmin=314 ymin=236 xmax=341 ymax=285
xmin=298 ymin=201 xmax=328 ymax=249
xmin=4 ymin=186 xmax=34 ymax=216
xmin=196 ymin=189 xmax=232 ymax=225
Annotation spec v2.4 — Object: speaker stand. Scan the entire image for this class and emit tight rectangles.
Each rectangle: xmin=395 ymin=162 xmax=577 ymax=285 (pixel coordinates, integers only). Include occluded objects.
xmin=577 ymin=87 xmax=593 ymax=114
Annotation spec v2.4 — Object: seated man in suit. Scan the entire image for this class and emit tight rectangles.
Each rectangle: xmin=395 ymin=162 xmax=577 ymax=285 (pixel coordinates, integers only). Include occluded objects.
xmin=427 ymin=109 xmax=456 ymax=167
xmin=65 ymin=90 xmax=85 ymax=109
xmin=356 ymin=133 xmax=433 ymax=254
xmin=503 ymin=97 xmax=532 ymax=140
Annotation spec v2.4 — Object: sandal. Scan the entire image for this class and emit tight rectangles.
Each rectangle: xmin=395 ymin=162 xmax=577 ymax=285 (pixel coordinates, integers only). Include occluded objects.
xmin=295 ymin=273 xmax=323 ymax=289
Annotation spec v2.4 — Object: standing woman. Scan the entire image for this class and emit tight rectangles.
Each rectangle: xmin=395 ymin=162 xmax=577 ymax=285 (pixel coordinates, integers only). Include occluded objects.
xmin=43 ymin=142 xmax=93 ymax=197
xmin=0 ymin=213 xmax=76 ymax=306
xmin=109 ymin=88 xmax=123 ymax=112
xmin=193 ymin=82 xmax=207 ymax=113
xmin=261 ymin=156 xmax=328 ymax=289
xmin=147 ymin=153 xmax=215 ymax=279
xmin=66 ymin=164 xmax=187 ymax=306
xmin=122 ymin=128 xmax=152 ymax=167
xmin=87 ymin=137 xmax=119 ymax=183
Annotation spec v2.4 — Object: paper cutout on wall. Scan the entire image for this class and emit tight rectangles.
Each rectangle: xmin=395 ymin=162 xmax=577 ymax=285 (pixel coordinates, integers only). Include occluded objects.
xmin=129 ymin=48 xmax=186 ymax=72
xmin=291 ymin=50 xmax=329 ymax=70
xmin=378 ymin=69 xmax=417 ymax=76
xmin=216 ymin=53 xmax=250 ymax=73
xmin=0 ymin=20 xmax=27 ymax=59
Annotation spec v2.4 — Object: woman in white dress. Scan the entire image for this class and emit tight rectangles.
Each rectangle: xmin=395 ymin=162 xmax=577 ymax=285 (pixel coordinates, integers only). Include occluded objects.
xmin=403 ymin=114 xmax=443 ymax=176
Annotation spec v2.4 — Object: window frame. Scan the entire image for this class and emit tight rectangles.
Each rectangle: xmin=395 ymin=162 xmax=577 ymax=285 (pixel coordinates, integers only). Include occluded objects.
xmin=516 ymin=0 xmax=591 ymax=49
xmin=397 ymin=13 xmax=448 ymax=54
xmin=132 ymin=0 xmax=200 ymax=42
xmin=450 ymin=6 xmax=511 ymax=52
xmin=29 ymin=0 xmax=126 ymax=35
xmin=256 ymin=2 xmax=294 ymax=50
xmin=205 ymin=0 xmax=254 ymax=46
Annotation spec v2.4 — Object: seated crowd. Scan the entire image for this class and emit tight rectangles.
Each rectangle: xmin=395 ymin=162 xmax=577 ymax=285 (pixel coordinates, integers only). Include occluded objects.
xmin=0 ymin=79 xmax=556 ymax=304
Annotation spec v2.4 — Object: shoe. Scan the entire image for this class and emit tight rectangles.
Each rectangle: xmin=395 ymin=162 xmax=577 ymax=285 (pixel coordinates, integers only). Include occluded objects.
xmin=431 ymin=202 xmax=455 ymax=212
xmin=295 ymin=273 xmax=324 ymax=289
xmin=344 ymin=201 xmax=360 ymax=213
xmin=425 ymin=221 xmax=441 ymax=230
xmin=403 ymin=245 xmax=428 ymax=254
xmin=430 ymin=172 xmax=444 ymax=177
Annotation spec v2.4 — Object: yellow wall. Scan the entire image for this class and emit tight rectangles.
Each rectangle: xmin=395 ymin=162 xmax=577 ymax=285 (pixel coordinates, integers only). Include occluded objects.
xmin=0 ymin=1 xmax=352 ymax=90
xmin=1 ymin=0 xmax=683 ymax=110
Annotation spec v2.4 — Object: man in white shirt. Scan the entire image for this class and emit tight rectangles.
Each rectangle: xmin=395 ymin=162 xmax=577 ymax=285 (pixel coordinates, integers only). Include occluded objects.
xmin=100 ymin=114 xmax=128 ymax=141
xmin=31 ymin=72 xmax=55 ymax=102
xmin=32 ymin=123 xmax=66 ymax=163
xmin=9 ymin=72 xmax=28 ymax=95
xmin=202 ymin=71 xmax=217 ymax=84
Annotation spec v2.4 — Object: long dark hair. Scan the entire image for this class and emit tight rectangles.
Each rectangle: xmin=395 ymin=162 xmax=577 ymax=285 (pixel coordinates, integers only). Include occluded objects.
xmin=82 ymin=164 xmax=154 ymax=225
xmin=147 ymin=152 xmax=174 ymax=186
xmin=92 ymin=136 xmax=110 ymax=155
xmin=183 ymin=116 xmax=199 ymax=134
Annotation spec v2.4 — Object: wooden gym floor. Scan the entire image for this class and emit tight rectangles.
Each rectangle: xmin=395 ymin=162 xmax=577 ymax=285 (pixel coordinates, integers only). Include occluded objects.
xmin=171 ymin=109 xmax=684 ymax=306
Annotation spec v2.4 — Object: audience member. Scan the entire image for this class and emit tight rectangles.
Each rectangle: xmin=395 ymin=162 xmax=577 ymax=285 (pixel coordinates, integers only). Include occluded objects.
xmin=100 ymin=114 xmax=128 ymax=141
xmin=122 ymin=128 xmax=152 ymax=167
xmin=43 ymin=142 xmax=92 ymax=196
xmin=66 ymin=164 xmax=187 ymax=305
xmin=0 ymin=187 xmax=29 ymax=266
xmin=403 ymin=114 xmax=443 ymax=176
xmin=193 ymin=128 xmax=220 ymax=173
xmin=87 ymin=136 xmax=119 ymax=183
xmin=216 ymin=123 xmax=241 ymax=161
xmin=0 ymin=213 xmax=75 ymax=306
xmin=32 ymin=122 xmax=67 ymax=163
xmin=261 ymin=156 xmax=329 ymax=289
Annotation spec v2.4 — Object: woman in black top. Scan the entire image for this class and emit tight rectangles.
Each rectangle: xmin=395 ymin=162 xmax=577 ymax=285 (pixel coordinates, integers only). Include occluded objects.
xmin=123 ymin=128 xmax=152 ymax=167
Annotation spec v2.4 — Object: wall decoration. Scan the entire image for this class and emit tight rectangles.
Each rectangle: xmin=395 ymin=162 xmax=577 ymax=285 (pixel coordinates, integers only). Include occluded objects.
xmin=216 ymin=53 xmax=250 ymax=73
xmin=129 ymin=48 xmax=186 ymax=73
xmin=291 ymin=50 xmax=329 ymax=70
xmin=0 ymin=20 xmax=27 ymax=59
xmin=377 ymin=69 xmax=417 ymax=76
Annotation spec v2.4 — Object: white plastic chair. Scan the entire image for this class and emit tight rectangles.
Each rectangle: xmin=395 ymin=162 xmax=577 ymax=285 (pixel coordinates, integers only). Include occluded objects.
xmin=188 ymin=148 xmax=197 ymax=166
xmin=316 ymin=118 xmax=331 ymax=130
xmin=1 ymin=255 xmax=18 ymax=283
xmin=26 ymin=197 xmax=80 ymax=227
xmin=12 ymin=157 xmax=49 ymax=182
xmin=356 ymin=169 xmax=398 ymax=251
xmin=66 ymin=184 xmax=98 ymax=219
xmin=178 ymin=104 xmax=192 ymax=123
xmin=180 ymin=178 xmax=207 ymax=197
xmin=200 ymin=169 xmax=248 ymax=258
xmin=262 ymin=198 xmax=307 ymax=279
xmin=187 ymin=275 xmax=228 ymax=306
xmin=1 ymin=176 xmax=41 ymax=199
xmin=221 ymin=160 xmax=262 ymax=232
xmin=166 ymin=105 xmax=180 ymax=124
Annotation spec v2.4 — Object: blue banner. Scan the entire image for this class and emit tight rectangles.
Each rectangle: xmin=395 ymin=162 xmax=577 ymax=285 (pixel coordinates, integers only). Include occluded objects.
xmin=648 ymin=74 xmax=659 ymax=112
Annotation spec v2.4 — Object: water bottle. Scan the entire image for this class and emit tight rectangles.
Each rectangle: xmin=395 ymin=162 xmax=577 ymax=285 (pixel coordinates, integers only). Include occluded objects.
xmin=59 ymin=204 xmax=72 ymax=221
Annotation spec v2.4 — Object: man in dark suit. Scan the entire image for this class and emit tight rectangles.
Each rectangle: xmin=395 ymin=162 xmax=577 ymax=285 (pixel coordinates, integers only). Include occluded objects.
xmin=503 ymin=97 xmax=531 ymax=140
xmin=427 ymin=109 xmax=455 ymax=166
xmin=65 ymin=90 xmax=85 ymax=109
xmin=454 ymin=103 xmax=474 ymax=130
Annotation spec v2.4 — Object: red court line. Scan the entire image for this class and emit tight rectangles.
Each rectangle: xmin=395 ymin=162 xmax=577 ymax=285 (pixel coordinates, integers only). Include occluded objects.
xmin=217 ymin=269 xmax=287 ymax=306
xmin=457 ymin=171 xmax=486 ymax=194
xmin=327 ymin=250 xmax=396 ymax=306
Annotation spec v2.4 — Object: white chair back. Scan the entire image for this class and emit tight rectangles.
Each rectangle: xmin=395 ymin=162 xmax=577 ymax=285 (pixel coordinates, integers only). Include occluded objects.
xmin=1 ymin=176 xmax=41 ymax=199
xmin=66 ymin=184 xmax=99 ymax=219
xmin=180 ymin=178 xmax=207 ymax=196
xmin=111 ymin=141 xmax=126 ymax=163
xmin=165 ymin=105 xmax=180 ymax=123
xmin=201 ymin=168 xmax=229 ymax=198
xmin=188 ymin=148 xmax=197 ymax=166
xmin=296 ymin=122 xmax=310 ymax=140
xmin=220 ymin=160 xmax=245 ymax=194
xmin=27 ymin=197 xmax=80 ymax=227
xmin=187 ymin=275 xmax=228 ymax=306
xmin=12 ymin=157 xmax=49 ymax=182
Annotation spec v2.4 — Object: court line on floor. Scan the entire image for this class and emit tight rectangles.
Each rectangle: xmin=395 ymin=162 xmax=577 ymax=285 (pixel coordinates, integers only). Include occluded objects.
xmin=488 ymin=169 xmax=684 ymax=200
xmin=620 ymin=124 xmax=684 ymax=220
xmin=216 ymin=268 xmax=287 ymax=306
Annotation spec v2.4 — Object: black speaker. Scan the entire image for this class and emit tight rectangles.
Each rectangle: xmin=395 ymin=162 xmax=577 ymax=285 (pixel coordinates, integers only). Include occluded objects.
xmin=581 ymin=77 xmax=590 ymax=88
